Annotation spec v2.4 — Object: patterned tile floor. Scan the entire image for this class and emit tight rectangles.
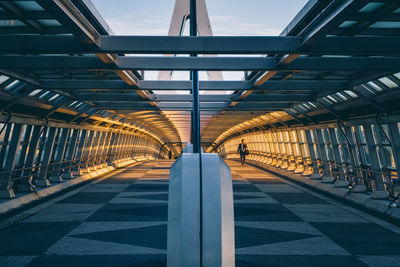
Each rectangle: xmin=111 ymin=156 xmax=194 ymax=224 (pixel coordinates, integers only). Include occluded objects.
xmin=0 ymin=160 xmax=399 ymax=266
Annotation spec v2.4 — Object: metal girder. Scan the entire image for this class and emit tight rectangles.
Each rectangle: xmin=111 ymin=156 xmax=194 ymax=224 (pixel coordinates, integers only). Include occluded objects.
xmin=300 ymin=0 xmax=370 ymax=45
xmin=2 ymin=55 xmax=400 ymax=71
xmin=39 ymin=79 xmax=347 ymax=91
xmin=36 ymin=0 xmax=100 ymax=44
xmin=73 ymin=93 xmax=310 ymax=102
xmin=1 ymin=35 xmax=400 ymax=55
xmin=74 ymin=93 xmax=234 ymax=102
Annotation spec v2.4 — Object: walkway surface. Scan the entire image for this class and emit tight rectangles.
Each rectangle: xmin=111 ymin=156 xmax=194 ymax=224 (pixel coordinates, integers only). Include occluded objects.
xmin=0 ymin=160 xmax=399 ymax=266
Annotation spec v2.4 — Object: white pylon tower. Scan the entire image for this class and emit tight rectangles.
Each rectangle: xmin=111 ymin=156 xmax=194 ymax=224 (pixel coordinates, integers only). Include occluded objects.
xmin=158 ymin=0 xmax=223 ymax=81
xmin=157 ymin=0 xmax=224 ymax=144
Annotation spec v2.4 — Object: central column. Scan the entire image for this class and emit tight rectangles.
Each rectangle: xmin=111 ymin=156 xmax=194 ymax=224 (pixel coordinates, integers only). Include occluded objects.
xmin=190 ymin=0 xmax=200 ymax=153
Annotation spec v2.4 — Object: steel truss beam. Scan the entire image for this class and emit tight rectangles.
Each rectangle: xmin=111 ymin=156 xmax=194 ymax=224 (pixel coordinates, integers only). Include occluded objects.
xmin=2 ymin=55 xmax=400 ymax=71
xmin=39 ymin=79 xmax=347 ymax=91
xmin=1 ymin=35 xmax=400 ymax=55
xmin=73 ymin=93 xmax=311 ymax=102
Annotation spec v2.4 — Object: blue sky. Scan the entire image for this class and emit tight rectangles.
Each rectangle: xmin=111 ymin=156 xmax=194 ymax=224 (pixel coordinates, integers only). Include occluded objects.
xmin=91 ymin=0 xmax=309 ymax=80
xmin=92 ymin=0 xmax=308 ymax=36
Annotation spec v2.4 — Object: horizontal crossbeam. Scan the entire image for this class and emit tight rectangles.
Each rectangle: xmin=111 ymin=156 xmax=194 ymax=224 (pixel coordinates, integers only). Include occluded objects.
xmin=2 ymin=55 xmax=400 ymax=71
xmin=74 ymin=93 xmax=311 ymax=102
xmin=40 ymin=80 xmax=347 ymax=91
xmin=1 ymin=35 xmax=400 ymax=55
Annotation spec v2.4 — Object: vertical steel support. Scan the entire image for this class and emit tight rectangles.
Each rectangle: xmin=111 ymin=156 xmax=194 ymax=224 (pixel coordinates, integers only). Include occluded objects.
xmin=0 ymin=123 xmax=12 ymax=168
xmin=74 ymin=129 xmax=87 ymax=174
xmin=97 ymin=131 xmax=109 ymax=166
xmin=344 ymin=126 xmax=367 ymax=192
xmin=363 ymin=124 xmax=389 ymax=199
xmin=63 ymin=129 xmax=79 ymax=178
xmin=13 ymin=125 xmax=32 ymax=190
xmin=90 ymin=131 xmax=101 ymax=168
xmin=316 ymin=129 xmax=334 ymax=183
xmin=37 ymin=127 xmax=57 ymax=187
xmin=106 ymin=132 xmax=115 ymax=163
xmin=388 ymin=122 xmax=400 ymax=180
xmin=111 ymin=133 xmax=121 ymax=162
xmin=83 ymin=130 xmax=95 ymax=169
xmin=21 ymin=125 xmax=42 ymax=191
xmin=190 ymin=0 xmax=200 ymax=153
xmin=328 ymin=128 xmax=348 ymax=187
xmin=0 ymin=124 xmax=23 ymax=198
xmin=52 ymin=128 xmax=70 ymax=182
xmin=305 ymin=129 xmax=322 ymax=179
xmin=16 ymin=125 xmax=32 ymax=169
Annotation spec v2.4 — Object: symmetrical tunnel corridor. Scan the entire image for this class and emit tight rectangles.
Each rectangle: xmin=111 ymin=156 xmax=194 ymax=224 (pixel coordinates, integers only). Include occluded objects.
xmin=1 ymin=0 xmax=400 ymax=266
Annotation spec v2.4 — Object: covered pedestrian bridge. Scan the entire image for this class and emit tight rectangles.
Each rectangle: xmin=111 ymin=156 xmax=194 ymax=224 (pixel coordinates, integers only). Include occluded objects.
xmin=0 ymin=0 xmax=400 ymax=266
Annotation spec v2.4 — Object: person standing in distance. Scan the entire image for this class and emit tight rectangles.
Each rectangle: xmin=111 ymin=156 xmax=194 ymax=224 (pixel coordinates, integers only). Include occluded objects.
xmin=237 ymin=139 xmax=248 ymax=165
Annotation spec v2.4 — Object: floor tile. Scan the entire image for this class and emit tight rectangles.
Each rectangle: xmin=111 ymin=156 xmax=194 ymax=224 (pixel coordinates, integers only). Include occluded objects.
xmin=284 ymin=204 xmax=367 ymax=223
xmin=87 ymin=203 xmax=168 ymax=222
xmin=310 ymin=222 xmax=400 ymax=255
xmin=27 ymin=255 xmax=166 ymax=267
xmin=24 ymin=204 xmax=103 ymax=222
xmin=254 ymin=184 xmax=303 ymax=193
xmin=267 ymin=192 xmax=328 ymax=204
xmin=236 ymin=255 xmax=367 ymax=267
xmin=234 ymin=204 xmax=303 ymax=222
xmin=58 ymin=192 xmax=119 ymax=204
xmin=0 ymin=222 xmax=79 ymax=255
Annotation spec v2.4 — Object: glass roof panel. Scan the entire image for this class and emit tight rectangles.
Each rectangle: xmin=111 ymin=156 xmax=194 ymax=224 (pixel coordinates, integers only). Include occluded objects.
xmin=359 ymin=2 xmax=384 ymax=13
xmin=378 ymin=77 xmax=398 ymax=89
xmin=367 ymin=81 xmax=383 ymax=92
xmin=28 ymin=89 xmax=42 ymax=97
xmin=48 ymin=94 xmax=60 ymax=102
xmin=4 ymin=80 xmax=19 ymax=90
xmin=339 ymin=21 xmax=358 ymax=28
xmin=344 ymin=90 xmax=358 ymax=98
xmin=0 ymin=75 xmax=8 ymax=84
xmin=38 ymin=19 xmax=62 ymax=27
xmin=14 ymin=1 xmax=44 ymax=11
xmin=369 ymin=21 xmax=400 ymax=29
xmin=335 ymin=92 xmax=348 ymax=101
xmin=0 ymin=20 xmax=26 ymax=26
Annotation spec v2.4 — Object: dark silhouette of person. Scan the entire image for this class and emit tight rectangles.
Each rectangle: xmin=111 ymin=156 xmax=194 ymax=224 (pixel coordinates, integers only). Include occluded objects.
xmin=237 ymin=139 xmax=248 ymax=165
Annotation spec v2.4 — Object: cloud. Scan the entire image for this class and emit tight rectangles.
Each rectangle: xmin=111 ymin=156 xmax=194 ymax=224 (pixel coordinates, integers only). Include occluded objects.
xmin=104 ymin=11 xmax=169 ymax=35
xmin=210 ymin=15 xmax=281 ymax=36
